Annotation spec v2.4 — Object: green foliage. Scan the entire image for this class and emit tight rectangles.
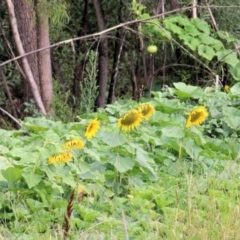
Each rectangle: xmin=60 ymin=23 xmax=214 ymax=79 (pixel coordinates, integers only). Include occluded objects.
xmin=79 ymin=50 xmax=99 ymax=114
xmin=24 ymin=100 xmax=42 ymax=118
xmin=136 ymin=2 xmax=240 ymax=83
xmin=1 ymin=83 xmax=240 ymax=238
xmin=52 ymin=79 xmax=76 ymax=122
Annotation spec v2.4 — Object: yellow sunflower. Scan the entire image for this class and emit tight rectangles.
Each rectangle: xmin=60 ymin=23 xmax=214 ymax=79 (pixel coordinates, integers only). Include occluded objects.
xmin=85 ymin=118 xmax=100 ymax=139
xmin=186 ymin=106 xmax=209 ymax=128
xmin=138 ymin=103 xmax=155 ymax=120
xmin=48 ymin=152 xmax=73 ymax=164
xmin=224 ymin=85 xmax=230 ymax=90
xmin=62 ymin=139 xmax=84 ymax=150
xmin=118 ymin=109 xmax=143 ymax=131
xmin=77 ymin=185 xmax=85 ymax=201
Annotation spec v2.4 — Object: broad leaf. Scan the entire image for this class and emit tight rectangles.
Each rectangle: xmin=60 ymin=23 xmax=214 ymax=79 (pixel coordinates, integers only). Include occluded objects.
xmin=229 ymin=62 xmax=240 ymax=80
xmin=198 ymin=44 xmax=215 ymax=61
xmin=109 ymin=155 xmax=134 ymax=173
xmin=184 ymin=24 xmax=200 ymax=37
xmin=0 ymin=145 xmax=9 ymax=154
xmin=191 ymin=18 xmax=210 ymax=34
xmin=22 ymin=171 xmax=42 ymax=188
xmin=183 ymin=138 xmax=202 ymax=159
xmin=161 ymin=126 xmax=185 ymax=138
xmin=136 ymin=149 xmax=155 ymax=175
xmin=173 ymin=82 xmax=203 ymax=100
xmin=182 ymin=36 xmax=201 ymax=51
xmin=100 ymin=132 xmax=126 ymax=147
xmin=224 ymin=116 xmax=240 ymax=130
xmin=216 ymin=50 xmax=239 ymax=67
xmin=2 ymin=167 xmax=22 ymax=182
xmin=230 ymin=82 xmax=240 ymax=95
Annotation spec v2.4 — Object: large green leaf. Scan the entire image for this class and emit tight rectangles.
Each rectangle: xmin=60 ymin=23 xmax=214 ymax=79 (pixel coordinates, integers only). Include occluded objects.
xmin=224 ymin=107 xmax=240 ymax=117
xmin=182 ymin=138 xmax=202 ymax=159
xmin=109 ymin=155 xmax=134 ymax=173
xmin=0 ymin=145 xmax=9 ymax=154
xmin=8 ymin=148 xmax=39 ymax=164
xmin=26 ymin=199 xmax=46 ymax=211
xmin=198 ymin=44 xmax=215 ymax=61
xmin=191 ymin=18 xmax=210 ymax=34
xmin=229 ymin=62 xmax=240 ymax=80
xmin=84 ymin=148 xmax=100 ymax=161
xmin=161 ymin=126 xmax=185 ymax=138
xmin=184 ymin=24 xmax=200 ymax=37
xmin=1 ymin=167 xmax=22 ymax=182
xmin=216 ymin=50 xmax=239 ymax=67
xmin=199 ymin=34 xmax=217 ymax=45
xmin=22 ymin=171 xmax=42 ymax=188
xmin=136 ymin=149 xmax=155 ymax=175
xmin=100 ymin=132 xmax=126 ymax=147
xmin=224 ymin=116 xmax=240 ymax=130
xmin=230 ymin=82 xmax=240 ymax=95
xmin=155 ymin=98 xmax=185 ymax=113
xmin=173 ymin=82 xmax=203 ymax=100
xmin=217 ymin=31 xmax=236 ymax=43
xmin=164 ymin=22 xmax=183 ymax=35
xmin=182 ymin=35 xmax=201 ymax=51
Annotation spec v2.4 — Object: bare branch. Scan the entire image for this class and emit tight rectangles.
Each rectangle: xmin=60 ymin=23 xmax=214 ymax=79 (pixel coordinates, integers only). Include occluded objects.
xmin=0 ymin=6 xmax=196 ymax=67
xmin=0 ymin=106 xmax=24 ymax=129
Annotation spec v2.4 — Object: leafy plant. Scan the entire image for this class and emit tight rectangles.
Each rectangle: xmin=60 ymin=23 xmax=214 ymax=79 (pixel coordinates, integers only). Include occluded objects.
xmin=79 ymin=50 xmax=99 ymax=114
xmin=1 ymin=83 xmax=240 ymax=238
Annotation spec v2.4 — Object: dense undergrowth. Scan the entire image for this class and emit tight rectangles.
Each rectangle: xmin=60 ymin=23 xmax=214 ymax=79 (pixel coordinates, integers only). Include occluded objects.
xmin=1 ymin=83 xmax=240 ymax=239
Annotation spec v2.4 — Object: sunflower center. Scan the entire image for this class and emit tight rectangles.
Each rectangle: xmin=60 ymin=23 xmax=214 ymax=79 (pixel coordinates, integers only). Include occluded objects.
xmin=88 ymin=123 xmax=94 ymax=132
xmin=121 ymin=112 xmax=139 ymax=125
xmin=141 ymin=106 xmax=150 ymax=116
xmin=190 ymin=111 xmax=201 ymax=122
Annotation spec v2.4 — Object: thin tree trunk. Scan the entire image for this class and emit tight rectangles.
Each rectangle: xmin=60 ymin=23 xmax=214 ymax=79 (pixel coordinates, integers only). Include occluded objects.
xmin=107 ymin=0 xmax=125 ymax=104
xmin=36 ymin=0 xmax=53 ymax=112
xmin=93 ymin=0 xmax=108 ymax=108
xmin=192 ymin=0 xmax=197 ymax=18
xmin=73 ymin=0 xmax=89 ymax=107
xmin=107 ymin=31 xmax=125 ymax=104
xmin=170 ymin=0 xmax=180 ymax=12
xmin=6 ymin=0 xmax=46 ymax=115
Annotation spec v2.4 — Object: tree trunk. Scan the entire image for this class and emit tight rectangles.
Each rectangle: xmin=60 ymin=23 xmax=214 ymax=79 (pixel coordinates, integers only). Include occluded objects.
xmin=107 ymin=30 xmax=125 ymax=104
xmin=73 ymin=0 xmax=89 ymax=108
xmin=36 ymin=0 xmax=53 ymax=112
xmin=107 ymin=0 xmax=124 ymax=104
xmin=170 ymin=0 xmax=180 ymax=12
xmin=12 ymin=0 xmax=40 ymax=93
xmin=93 ymin=0 xmax=108 ymax=108
xmin=6 ymin=0 xmax=46 ymax=115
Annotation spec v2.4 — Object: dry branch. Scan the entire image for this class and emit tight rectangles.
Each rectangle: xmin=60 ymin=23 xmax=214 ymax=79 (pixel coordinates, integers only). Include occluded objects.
xmin=0 ymin=6 xmax=195 ymax=67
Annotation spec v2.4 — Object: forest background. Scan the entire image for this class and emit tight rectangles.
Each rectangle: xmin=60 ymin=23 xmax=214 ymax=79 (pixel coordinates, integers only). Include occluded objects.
xmin=0 ymin=0 xmax=239 ymax=125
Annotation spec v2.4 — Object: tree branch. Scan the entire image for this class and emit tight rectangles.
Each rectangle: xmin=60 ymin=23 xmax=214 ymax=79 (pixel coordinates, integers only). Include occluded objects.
xmin=1 ymin=6 xmax=202 ymax=67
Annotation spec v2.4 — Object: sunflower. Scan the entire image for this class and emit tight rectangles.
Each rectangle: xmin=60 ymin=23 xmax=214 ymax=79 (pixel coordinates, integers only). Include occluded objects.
xmin=77 ymin=185 xmax=85 ymax=201
xmin=62 ymin=139 xmax=84 ymax=150
xmin=186 ymin=106 xmax=209 ymax=128
xmin=85 ymin=118 xmax=100 ymax=139
xmin=138 ymin=103 xmax=155 ymax=120
xmin=118 ymin=109 xmax=143 ymax=131
xmin=48 ymin=152 xmax=73 ymax=164
xmin=224 ymin=85 xmax=230 ymax=90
